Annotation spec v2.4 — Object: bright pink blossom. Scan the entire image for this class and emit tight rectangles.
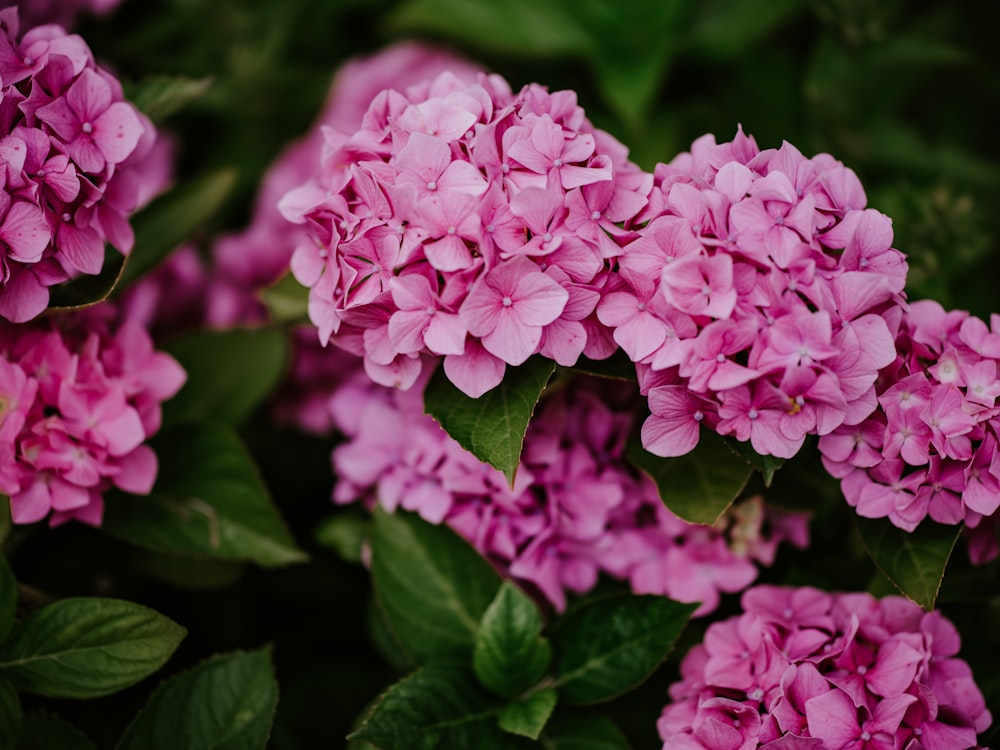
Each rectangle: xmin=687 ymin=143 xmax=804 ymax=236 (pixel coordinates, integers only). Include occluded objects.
xmin=659 ymin=586 xmax=991 ymax=750
xmin=0 ymin=7 xmax=164 ymax=322
xmin=280 ymin=68 xmax=651 ymax=395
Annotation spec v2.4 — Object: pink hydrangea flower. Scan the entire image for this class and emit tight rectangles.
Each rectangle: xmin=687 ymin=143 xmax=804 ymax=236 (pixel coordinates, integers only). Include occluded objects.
xmin=819 ymin=300 xmax=1000 ymax=542
xmin=0 ymin=302 xmax=185 ymax=526
xmin=605 ymin=129 xmax=905 ymax=459
xmin=279 ymin=68 xmax=652 ymax=395
xmin=0 ymin=6 xmax=164 ymax=322
xmin=659 ymin=586 xmax=992 ymax=750
xmin=318 ymin=351 xmax=807 ymax=614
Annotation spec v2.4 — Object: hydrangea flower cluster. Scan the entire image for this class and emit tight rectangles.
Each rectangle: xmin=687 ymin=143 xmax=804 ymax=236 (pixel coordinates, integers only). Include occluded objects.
xmin=819 ymin=300 xmax=1000 ymax=535
xmin=659 ymin=585 xmax=991 ymax=750
xmin=279 ymin=69 xmax=652 ymax=397
xmin=0 ymin=303 xmax=185 ymax=526
xmin=0 ymin=5 xmax=158 ymax=322
xmin=329 ymin=362 xmax=808 ymax=613
xmin=606 ymin=129 xmax=907 ymax=460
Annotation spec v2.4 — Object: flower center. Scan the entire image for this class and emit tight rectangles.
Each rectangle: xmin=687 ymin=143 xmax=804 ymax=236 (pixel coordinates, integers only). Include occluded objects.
xmin=82 ymin=122 xmax=94 ymax=134
xmin=501 ymin=296 xmax=513 ymax=307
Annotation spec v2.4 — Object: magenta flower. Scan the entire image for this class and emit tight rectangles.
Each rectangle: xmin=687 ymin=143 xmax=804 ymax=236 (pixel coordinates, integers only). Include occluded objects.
xmin=280 ymin=68 xmax=652 ymax=395
xmin=0 ymin=303 xmax=185 ymax=527
xmin=459 ymin=258 xmax=568 ymax=366
xmin=318 ymin=360 xmax=807 ymax=614
xmin=0 ymin=10 xmax=164 ymax=322
xmin=659 ymin=586 xmax=992 ymax=750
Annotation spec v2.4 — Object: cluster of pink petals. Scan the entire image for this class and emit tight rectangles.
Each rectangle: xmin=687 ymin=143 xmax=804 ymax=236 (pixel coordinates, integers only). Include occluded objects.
xmin=819 ymin=300 xmax=1000 ymax=538
xmin=659 ymin=585 xmax=991 ymax=750
xmin=608 ymin=128 xmax=906 ymax=460
xmin=279 ymin=68 xmax=652 ymax=397
xmin=203 ymin=42 xmax=486 ymax=329
xmin=0 ymin=302 xmax=185 ymax=526
xmin=328 ymin=362 xmax=808 ymax=613
xmin=0 ymin=5 xmax=161 ymax=323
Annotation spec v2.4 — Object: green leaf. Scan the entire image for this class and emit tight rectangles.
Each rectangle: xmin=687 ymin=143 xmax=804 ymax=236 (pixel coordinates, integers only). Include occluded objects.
xmin=130 ymin=549 xmax=245 ymax=590
xmin=117 ymin=168 xmax=238 ymax=289
xmin=315 ymin=510 xmax=369 ymax=565
xmin=498 ymin=688 xmax=557 ymax=740
xmin=349 ymin=665 xmax=530 ymax=750
xmin=0 ymin=554 xmax=15 ymax=643
xmin=550 ymin=594 xmax=695 ymax=705
xmin=371 ymin=508 xmax=501 ymax=665
xmin=15 ymin=714 xmax=96 ymax=750
xmin=47 ymin=247 xmax=126 ymax=311
xmin=389 ymin=0 xmax=590 ymax=57
xmin=722 ymin=436 xmax=786 ymax=487
xmin=577 ymin=0 xmax=688 ymax=127
xmin=627 ymin=430 xmax=753 ymax=525
xmin=568 ymin=351 xmax=637 ymax=381
xmin=424 ymin=356 xmax=555 ymax=486
xmin=0 ymin=675 xmax=21 ymax=749
xmin=163 ymin=326 xmax=289 ymax=428
xmin=127 ymin=75 xmax=214 ymax=122
xmin=540 ymin=714 xmax=632 ymax=749
xmin=117 ymin=649 xmax=278 ymax=750
xmin=102 ymin=422 xmax=307 ymax=568
xmin=260 ymin=272 xmax=310 ymax=324
xmin=0 ymin=598 xmax=185 ymax=699
xmin=855 ymin=517 xmax=961 ymax=610
xmin=474 ymin=581 xmax=551 ymax=697
xmin=689 ymin=0 xmax=806 ymax=59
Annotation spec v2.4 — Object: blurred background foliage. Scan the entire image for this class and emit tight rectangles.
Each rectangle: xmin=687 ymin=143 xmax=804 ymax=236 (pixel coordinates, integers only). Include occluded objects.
xmin=10 ymin=0 xmax=1000 ymax=747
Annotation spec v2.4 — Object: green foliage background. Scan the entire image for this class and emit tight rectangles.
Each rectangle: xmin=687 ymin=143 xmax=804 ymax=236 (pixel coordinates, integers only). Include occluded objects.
xmin=3 ymin=0 xmax=1000 ymax=747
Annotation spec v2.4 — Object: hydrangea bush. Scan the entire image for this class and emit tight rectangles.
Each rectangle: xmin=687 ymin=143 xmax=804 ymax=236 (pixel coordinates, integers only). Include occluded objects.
xmin=0 ymin=2 xmax=998 ymax=750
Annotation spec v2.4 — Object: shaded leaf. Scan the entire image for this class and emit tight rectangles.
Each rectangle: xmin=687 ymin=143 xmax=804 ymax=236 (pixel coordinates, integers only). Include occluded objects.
xmin=15 ymin=714 xmax=96 ymax=750
xmin=389 ymin=0 xmax=589 ymax=57
xmin=568 ymin=350 xmax=637 ymax=381
xmin=689 ymin=0 xmax=806 ymax=59
xmin=425 ymin=356 xmax=555 ymax=486
xmin=627 ymin=430 xmax=753 ymax=525
xmin=117 ymin=168 xmax=238 ymax=289
xmin=723 ymin=436 xmax=786 ymax=487
xmin=0 ymin=554 xmax=15 ymax=643
xmin=260 ymin=272 xmax=310 ymax=324
xmin=0 ymin=675 xmax=20 ymax=749
xmin=474 ymin=581 xmax=551 ymax=697
xmin=856 ymin=517 xmax=960 ymax=611
xmin=118 ymin=649 xmax=278 ymax=750
xmin=540 ymin=714 xmax=632 ymax=749
xmin=371 ymin=508 xmax=501 ymax=665
xmin=46 ymin=247 xmax=126 ymax=311
xmin=0 ymin=598 xmax=185 ymax=699
xmin=102 ymin=422 xmax=307 ymax=567
xmin=551 ymin=594 xmax=695 ymax=705
xmin=577 ymin=0 xmax=687 ymax=127
xmin=315 ymin=510 xmax=369 ymax=565
xmin=127 ymin=75 xmax=214 ymax=122
xmin=349 ymin=665 xmax=530 ymax=750
xmin=163 ymin=326 xmax=288 ymax=428
xmin=130 ymin=549 xmax=244 ymax=590
xmin=498 ymin=688 xmax=557 ymax=740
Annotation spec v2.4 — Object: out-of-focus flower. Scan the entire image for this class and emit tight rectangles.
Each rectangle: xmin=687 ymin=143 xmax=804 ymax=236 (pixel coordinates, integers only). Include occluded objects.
xmin=0 ymin=302 xmax=185 ymax=526
xmin=324 ymin=356 xmax=808 ymax=614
